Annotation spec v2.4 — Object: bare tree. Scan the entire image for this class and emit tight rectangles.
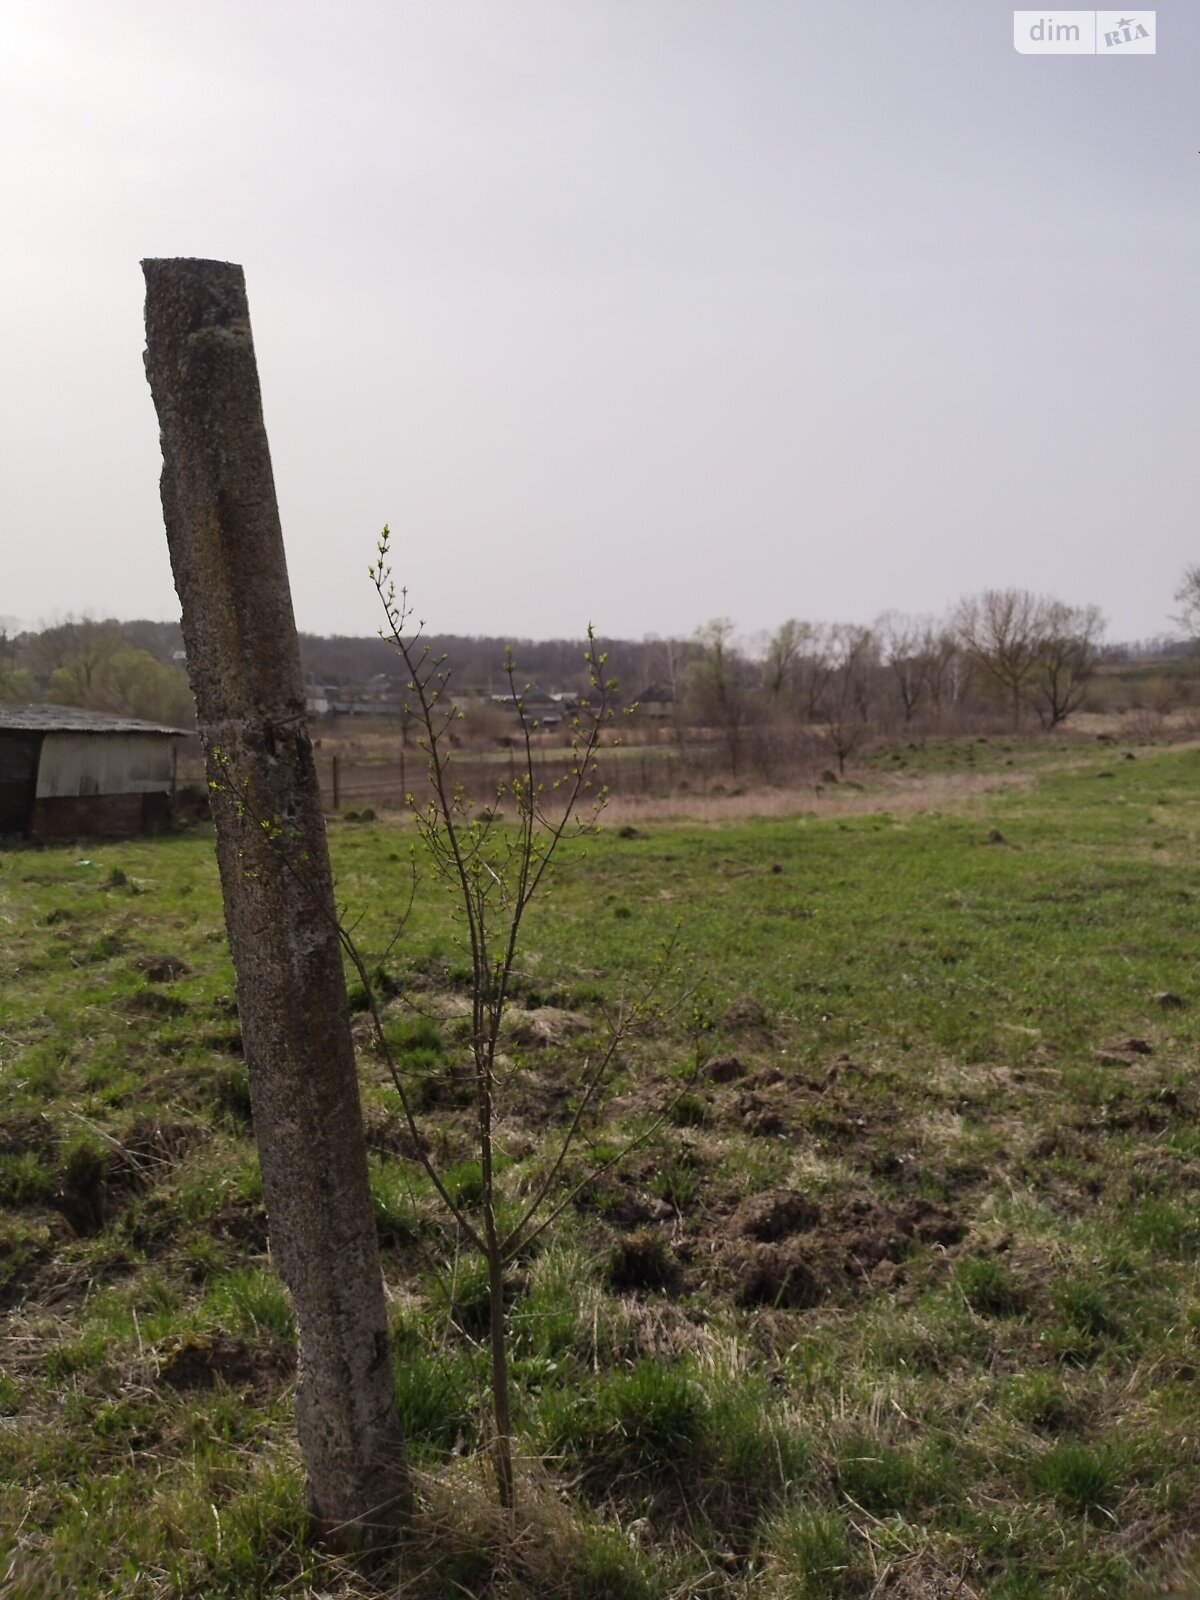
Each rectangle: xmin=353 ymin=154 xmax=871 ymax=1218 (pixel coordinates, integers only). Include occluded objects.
xmin=761 ymin=618 xmax=805 ymax=700
xmin=798 ymin=623 xmax=836 ymax=723
xmin=817 ymin=623 xmax=877 ymax=774
xmin=1173 ymin=565 xmax=1200 ymax=642
xmin=921 ymin=624 xmax=965 ymax=721
xmin=684 ymin=617 xmax=755 ymax=776
xmin=954 ymin=588 xmax=1045 ymax=728
xmin=758 ymin=620 xmax=834 ymax=721
xmin=364 ymin=543 xmax=688 ymax=1510
xmin=1028 ymin=603 xmax=1104 ymax=729
xmin=877 ymin=612 xmax=931 ymax=725
xmin=642 ymin=631 xmax=687 ymax=699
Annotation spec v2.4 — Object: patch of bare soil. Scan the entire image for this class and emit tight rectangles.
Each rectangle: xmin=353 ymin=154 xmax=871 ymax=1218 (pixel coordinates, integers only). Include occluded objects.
xmin=122 ymin=989 xmax=188 ymax=1018
xmin=504 ymin=1006 xmax=591 ymax=1049
xmin=132 ymin=953 xmax=193 ymax=983
xmin=735 ymin=1086 xmax=789 ymax=1138
xmin=206 ymin=1200 xmax=270 ymax=1251
xmin=1126 ymin=1146 xmax=1200 ymax=1196
xmin=156 ymin=1331 xmax=294 ymax=1394
xmin=716 ymin=1054 xmax=879 ymax=1142
xmin=0 ymin=1215 xmax=72 ymax=1312
xmin=0 ymin=1109 xmax=57 ymax=1160
xmin=711 ymin=1189 xmax=963 ymax=1310
xmin=363 ymin=1104 xmax=434 ymax=1163
xmin=723 ymin=994 xmax=768 ymax=1031
xmin=731 ymin=1188 xmax=821 ymax=1241
xmin=703 ymin=1055 xmax=748 ymax=1084
xmin=55 ymin=1116 xmax=196 ymax=1235
xmin=421 ymin=992 xmax=473 ymax=1021
xmin=606 ymin=1228 xmax=678 ymax=1291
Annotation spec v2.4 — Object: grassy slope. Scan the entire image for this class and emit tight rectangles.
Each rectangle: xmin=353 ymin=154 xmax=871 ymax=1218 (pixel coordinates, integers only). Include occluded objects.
xmin=1 ymin=741 xmax=1198 ymax=1598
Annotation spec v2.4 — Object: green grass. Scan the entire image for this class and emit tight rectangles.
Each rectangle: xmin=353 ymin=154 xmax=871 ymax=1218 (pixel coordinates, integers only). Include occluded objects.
xmin=3 ymin=740 xmax=1200 ymax=1595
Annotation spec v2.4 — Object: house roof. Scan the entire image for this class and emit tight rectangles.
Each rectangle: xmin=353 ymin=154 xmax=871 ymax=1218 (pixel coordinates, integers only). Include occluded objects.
xmin=492 ymin=684 xmax=559 ymax=707
xmin=0 ymin=704 xmax=190 ymax=737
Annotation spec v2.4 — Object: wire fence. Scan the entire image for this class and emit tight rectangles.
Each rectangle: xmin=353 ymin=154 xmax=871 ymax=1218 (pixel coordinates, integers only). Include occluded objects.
xmin=310 ymin=743 xmax=752 ymax=813
xmin=174 ymin=728 xmax=837 ymax=819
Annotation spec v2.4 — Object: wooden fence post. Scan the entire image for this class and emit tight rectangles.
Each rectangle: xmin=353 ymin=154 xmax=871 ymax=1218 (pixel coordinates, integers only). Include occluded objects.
xmin=142 ymin=258 xmax=409 ymax=1545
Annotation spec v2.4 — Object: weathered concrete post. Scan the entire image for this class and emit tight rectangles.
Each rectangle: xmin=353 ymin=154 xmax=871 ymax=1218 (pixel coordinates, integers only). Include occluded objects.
xmin=142 ymin=259 xmax=409 ymax=1544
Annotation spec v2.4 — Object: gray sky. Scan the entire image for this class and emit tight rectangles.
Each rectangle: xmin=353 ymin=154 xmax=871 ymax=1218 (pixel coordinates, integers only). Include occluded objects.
xmin=2 ymin=1 xmax=1196 ymax=645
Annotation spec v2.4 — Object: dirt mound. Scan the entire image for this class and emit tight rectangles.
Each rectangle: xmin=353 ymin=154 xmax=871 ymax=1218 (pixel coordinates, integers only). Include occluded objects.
xmin=732 ymin=1188 xmax=821 ymax=1241
xmin=122 ymin=989 xmax=187 ymax=1017
xmin=704 ymin=1055 xmax=748 ymax=1083
xmin=606 ymin=1229 xmax=677 ymax=1291
xmin=0 ymin=1110 xmax=56 ymax=1160
xmin=735 ymin=1240 xmax=824 ymax=1308
xmin=55 ymin=1117 xmax=195 ymax=1235
xmin=505 ymin=1007 xmax=591 ymax=1048
xmin=723 ymin=994 xmax=768 ymax=1031
xmin=133 ymin=953 xmax=193 ymax=983
xmin=734 ymin=1089 xmax=789 ymax=1137
xmin=719 ymin=1192 xmax=963 ymax=1310
xmin=837 ymin=1195 xmax=963 ymax=1269
xmin=157 ymin=1332 xmax=294 ymax=1393
xmin=207 ymin=1201 xmax=270 ymax=1250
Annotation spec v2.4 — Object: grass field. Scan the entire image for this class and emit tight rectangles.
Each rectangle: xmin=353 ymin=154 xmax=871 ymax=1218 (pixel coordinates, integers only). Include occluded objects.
xmin=2 ymin=738 xmax=1199 ymax=1598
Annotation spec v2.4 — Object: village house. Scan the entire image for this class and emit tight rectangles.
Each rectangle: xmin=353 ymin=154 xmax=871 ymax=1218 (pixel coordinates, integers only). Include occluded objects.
xmin=490 ymin=685 xmax=566 ymax=728
xmin=307 ymin=674 xmax=408 ymax=717
xmin=632 ymin=682 xmax=676 ymax=719
xmin=0 ymin=705 xmax=190 ymax=840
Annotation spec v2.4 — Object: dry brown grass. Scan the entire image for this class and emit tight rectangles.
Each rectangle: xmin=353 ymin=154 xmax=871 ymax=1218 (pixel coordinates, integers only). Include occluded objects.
xmin=597 ymin=768 xmax=1037 ymax=826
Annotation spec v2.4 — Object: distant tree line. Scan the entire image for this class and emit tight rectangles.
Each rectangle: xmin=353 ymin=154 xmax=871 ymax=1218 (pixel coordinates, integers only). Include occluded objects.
xmin=5 ymin=577 xmax=1196 ymax=767
xmin=677 ymin=590 xmax=1111 ymax=777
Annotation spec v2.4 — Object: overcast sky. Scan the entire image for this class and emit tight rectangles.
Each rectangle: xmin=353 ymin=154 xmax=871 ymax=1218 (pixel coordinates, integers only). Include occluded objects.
xmin=2 ymin=1 xmax=1196 ymax=647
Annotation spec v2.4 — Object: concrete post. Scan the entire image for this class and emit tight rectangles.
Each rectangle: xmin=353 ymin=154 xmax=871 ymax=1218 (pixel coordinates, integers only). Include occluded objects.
xmin=142 ymin=258 xmax=409 ymax=1544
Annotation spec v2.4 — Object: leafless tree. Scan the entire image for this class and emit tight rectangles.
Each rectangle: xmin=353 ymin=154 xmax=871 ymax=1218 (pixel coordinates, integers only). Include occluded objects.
xmin=365 ymin=542 xmax=690 ymax=1510
xmin=643 ymin=631 xmax=687 ymax=699
xmin=758 ymin=620 xmax=835 ymax=723
xmin=685 ymin=617 xmax=756 ymax=776
xmin=817 ymin=623 xmax=877 ymax=774
xmin=954 ymin=588 xmax=1046 ymax=728
xmin=1173 ymin=565 xmax=1200 ymax=643
xmin=761 ymin=618 xmax=803 ymax=700
xmin=921 ymin=625 xmax=965 ymax=720
xmin=877 ymin=612 xmax=934 ymax=725
xmin=1028 ymin=603 xmax=1104 ymax=729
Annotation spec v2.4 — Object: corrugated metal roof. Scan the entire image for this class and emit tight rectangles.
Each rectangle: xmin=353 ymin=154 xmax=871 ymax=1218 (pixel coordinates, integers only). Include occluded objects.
xmin=0 ymin=703 xmax=190 ymax=736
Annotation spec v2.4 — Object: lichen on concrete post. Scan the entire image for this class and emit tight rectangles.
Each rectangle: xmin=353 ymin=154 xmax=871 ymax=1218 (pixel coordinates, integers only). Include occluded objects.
xmin=142 ymin=258 xmax=409 ymax=1544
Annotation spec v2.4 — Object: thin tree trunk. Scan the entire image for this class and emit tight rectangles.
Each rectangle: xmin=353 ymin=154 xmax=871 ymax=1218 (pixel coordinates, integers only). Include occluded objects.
xmin=142 ymin=258 xmax=409 ymax=1546
xmin=486 ymin=1210 xmax=515 ymax=1512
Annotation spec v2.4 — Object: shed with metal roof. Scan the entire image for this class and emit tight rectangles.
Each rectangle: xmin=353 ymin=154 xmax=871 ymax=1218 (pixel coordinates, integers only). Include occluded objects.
xmin=0 ymin=705 xmax=190 ymax=839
